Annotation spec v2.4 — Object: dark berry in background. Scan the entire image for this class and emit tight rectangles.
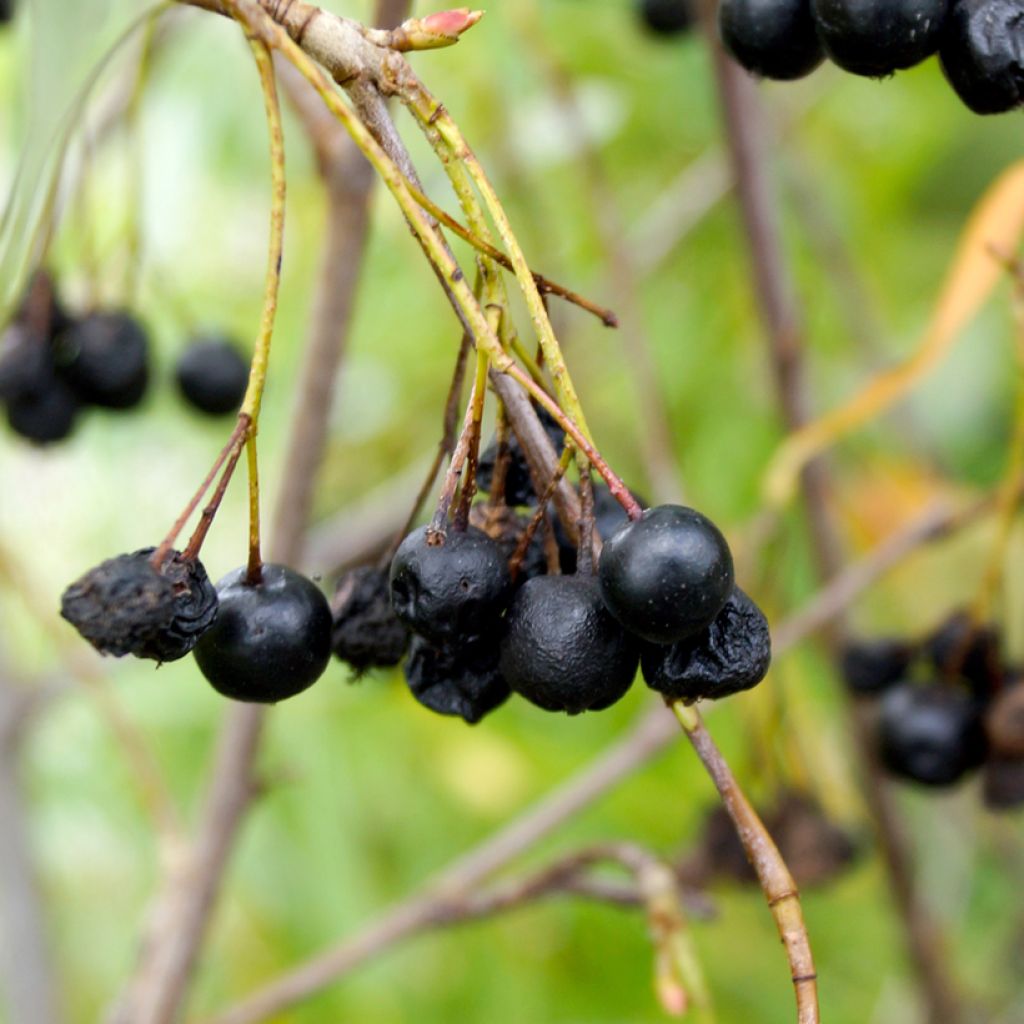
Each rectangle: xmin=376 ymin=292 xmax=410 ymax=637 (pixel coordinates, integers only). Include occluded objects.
xmin=194 ymin=564 xmax=332 ymax=702
xmin=985 ymin=682 xmax=1024 ymax=757
xmin=0 ymin=0 xmax=12 ymax=23
xmin=811 ymin=0 xmax=949 ymax=77
xmin=924 ymin=611 xmax=1001 ymax=697
xmin=61 ymin=311 xmax=150 ymax=410
xmin=6 ymin=373 xmax=79 ymax=444
xmin=389 ymin=525 xmax=512 ymax=645
xmin=637 ymin=0 xmax=694 ymax=35
xmin=477 ymin=407 xmax=565 ymax=507
xmin=598 ymin=504 xmax=734 ymax=645
xmin=332 ymin=565 xmax=410 ymax=673
xmin=641 ymin=587 xmax=771 ymax=702
xmin=404 ymin=634 xmax=510 ymax=724
xmin=940 ymin=0 xmax=1024 ymax=114
xmin=499 ymin=574 xmax=638 ymax=714
xmin=175 ymin=336 xmax=249 ymax=416
xmin=878 ymin=681 xmax=988 ymax=787
xmin=982 ymin=756 xmax=1024 ymax=810
xmin=61 ymin=548 xmax=217 ymax=662
xmin=719 ymin=0 xmax=825 ymax=81
xmin=840 ymin=637 xmax=915 ymax=696
xmin=556 ymin=482 xmax=643 ymax=574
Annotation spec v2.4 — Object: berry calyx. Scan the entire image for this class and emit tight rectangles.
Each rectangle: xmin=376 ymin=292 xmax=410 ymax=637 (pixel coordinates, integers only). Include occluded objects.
xmin=404 ymin=634 xmax=510 ymax=724
xmin=175 ymin=336 xmax=250 ymax=416
xmin=597 ymin=503 xmax=734 ymax=645
xmin=193 ymin=564 xmax=332 ymax=703
xmin=719 ymin=0 xmax=825 ymax=81
xmin=331 ymin=565 xmax=410 ymax=673
xmin=61 ymin=311 xmax=150 ymax=410
xmin=499 ymin=574 xmax=639 ymax=714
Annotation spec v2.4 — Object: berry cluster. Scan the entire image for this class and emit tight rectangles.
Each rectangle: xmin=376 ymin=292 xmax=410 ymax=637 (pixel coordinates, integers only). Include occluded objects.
xmin=843 ymin=611 xmax=1024 ymax=807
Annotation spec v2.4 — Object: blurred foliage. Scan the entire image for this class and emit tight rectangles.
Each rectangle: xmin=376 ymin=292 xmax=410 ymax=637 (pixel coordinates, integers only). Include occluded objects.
xmin=1 ymin=1 xmax=1024 ymax=1022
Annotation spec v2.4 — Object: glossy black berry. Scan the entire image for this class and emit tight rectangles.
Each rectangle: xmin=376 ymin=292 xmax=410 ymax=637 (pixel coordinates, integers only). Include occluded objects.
xmin=598 ymin=504 xmax=734 ymax=645
xmin=194 ymin=564 xmax=332 ymax=702
xmin=61 ymin=548 xmax=217 ymax=662
xmin=924 ymin=611 xmax=1001 ymax=697
xmin=982 ymin=756 xmax=1024 ymax=809
xmin=637 ymin=0 xmax=694 ymax=35
xmin=61 ymin=312 xmax=149 ymax=409
xmin=499 ymin=574 xmax=638 ymax=714
xmin=331 ymin=566 xmax=410 ymax=673
xmin=389 ymin=525 xmax=512 ymax=644
xmin=175 ymin=336 xmax=249 ymax=416
xmin=641 ymin=587 xmax=771 ymax=702
xmin=878 ymin=681 xmax=988 ymax=786
xmin=477 ymin=408 xmax=565 ymax=507
xmin=719 ymin=0 xmax=825 ymax=80
xmin=940 ymin=0 xmax=1024 ymax=113
xmin=404 ymin=634 xmax=510 ymax=724
xmin=811 ymin=0 xmax=949 ymax=77
xmin=840 ymin=637 xmax=915 ymax=696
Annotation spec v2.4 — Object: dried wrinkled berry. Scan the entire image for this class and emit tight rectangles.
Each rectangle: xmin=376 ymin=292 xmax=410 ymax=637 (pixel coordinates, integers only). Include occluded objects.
xmin=331 ymin=566 xmax=410 ymax=673
xmin=477 ymin=408 xmax=565 ymax=507
xmin=840 ymin=637 xmax=915 ymax=696
xmin=403 ymin=634 xmax=510 ymax=724
xmin=940 ymin=0 xmax=1024 ymax=114
xmin=61 ymin=548 xmax=218 ymax=662
xmin=641 ymin=587 xmax=771 ymax=702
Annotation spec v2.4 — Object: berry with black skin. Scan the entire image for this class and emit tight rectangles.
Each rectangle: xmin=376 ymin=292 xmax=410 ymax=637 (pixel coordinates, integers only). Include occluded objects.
xmin=194 ymin=564 xmax=332 ymax=703
xmin=924 ymin=611 xmax=1001 ymax=698
xmin=499 ymin=574 xmax=639 ymax=714
xmin=985 ymin=681 xmax=1024 ymax=757
xmin=878 ymin=681 xmax=988 ymax=786
xmin=404 ymin=634 xmax=510 ymax=724
xmin=6 ymin=372 xmax=79 ymax=444
xmin=175 ymin=336 xmax=249 ymax=416
xmin=811 ymin=0 xmax=949 ymax=78
xmin=556 ymin=483 xmax=645 ymax=574
xmin=719 ymin=0 xmax=825 ymax=81
xmin=840 ymin=637 xmax=916 ymax=696
xmin=982 ymin=756 xmax=1024 ymax=810
xmin=940 ymin=0 xmax=1024 ymax=114
xmin=641 ymin=587 xmax=771 ymax=702
xmin=477 ymin=408 xmax=565 ymax=507
xmin=331 ymin=565 xmax=410 ymax=673
xmin=0 ymin=0 xmax=12 ymax=23
xmin=637 ymin=0 xmax=694 ymax=35
xmin=61 ymin=311 xmax=149 ymax=409
xmin=598 ymin=504 xmax=734 ymax=645
xmin=389 ymin=525 xmax=512 ymax=645
xmin=61 ymin=548 xmax=217 ymax=662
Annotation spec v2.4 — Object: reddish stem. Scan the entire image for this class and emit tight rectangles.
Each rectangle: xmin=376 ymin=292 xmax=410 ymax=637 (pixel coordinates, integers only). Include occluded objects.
xmin=182 ymin=430 xmax=250 ymax=563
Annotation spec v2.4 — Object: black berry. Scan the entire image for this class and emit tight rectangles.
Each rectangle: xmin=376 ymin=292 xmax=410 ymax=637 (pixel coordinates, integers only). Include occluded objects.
xmin=924 ymin=611 xmax=1001 ymax=698
xmin=878 ymin=681 xmax=988 ymax=786
xmin=61 ymin=312 xmax=150 ymax=409
xmin=389 ymin=525 xmax=512 ymax=645
xmin=194 ymin=564 xmax=332 ymax=702
xmin=556 ymin=482 xmax=643 ymax=574
xmin=404 ymin=634 xmax=510 ymax=724
xmin=597 ymin=504 xmax=734 ymax=645
xmin=0 ymin=0 xmax=12 ymax=23
xmin=61 ymin=548 xmax=217 ymax=662
xmin=811 ymin=0 xmax=949 ymax=77
xmin=637 ymin=0 xmax=694 ymax=35
xmin=499 ymin=574 xmax=639 ymax=714
xmin=175 ymin=336 xmax=249 ymax=416
xmin=719 ymin=0 xmax=825 ymax=80
xmin=840 ymin=637 xmax=915 ymax=696
xmin=985 ymin=682 xmax=1024 ymax=757
xmin=6 ymin=372 xmax=79 ymax=444
xmin=641 ymin=587 xmax=771 ymax=702
xmin=940 ymin=0 xmax=1024 ymax=113
xmin=331 ymin=565 xmax=410 ymax=673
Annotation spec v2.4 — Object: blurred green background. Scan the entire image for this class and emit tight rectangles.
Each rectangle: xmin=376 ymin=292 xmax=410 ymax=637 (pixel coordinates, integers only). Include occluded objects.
xmin=1 ymin=1 xmax=1023 ymax=1021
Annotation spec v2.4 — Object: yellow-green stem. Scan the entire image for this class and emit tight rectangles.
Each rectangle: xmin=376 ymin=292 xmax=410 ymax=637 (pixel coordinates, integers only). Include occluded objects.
xmin=246 ymin=435 xmax=262 ymax=583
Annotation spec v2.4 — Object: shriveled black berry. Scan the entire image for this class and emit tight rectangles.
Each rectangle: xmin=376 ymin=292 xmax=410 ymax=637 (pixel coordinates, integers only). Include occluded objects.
xmin=641 ymin=587 xmax=771 ymax=702
xmin=477 ymin=408 xmax=565 ymax=507
xmin=556 ymin=483 xmax=643 ymax=574
xmin=924 ymin=611 xmax=1001 ymax=697
xmin=175 ymin=336 xmax=249 ymax=416
xmin=404 ymin=634 xmax=510 ymax=724
xmin=982 ymin=756 xmax=1024 ymax=809
xmin=637 ymin=0 xmax=694 ymax=35
xmin=878 ymin=681 xmax=988 ymax=786
xmin=61 ymin=548 xmax=217 ymax=662
xmin=389 ymin=525 xmax=512 ymax=644
xmin=331 ymin=566 xmax=409 ymax=673
xmin=194 ymin=564 xmax=332 ymax=703
xmin=719 ymin=0 xmax=825 ymax=80
xmin=940 ymin=0 xmax=1024 ymax=113
xmin=811 ymin=0 xmax=949 ymax=77
xmin=469 ymin=503 xmax=548 ymax=583
xmin=598 ymin=504 xmax=734 ymax=645
xmin=61 ymin=311 xmax=149 ymax=409
xmin=499 ymin=574 xmax=638 ymax=714
xmin=985 ymin=682 xmax=1024 ymax=757
xmin=840 ymin=637 xmax=915 ymax=696
xmin=6 ymin=373 xmax=79 ymax=444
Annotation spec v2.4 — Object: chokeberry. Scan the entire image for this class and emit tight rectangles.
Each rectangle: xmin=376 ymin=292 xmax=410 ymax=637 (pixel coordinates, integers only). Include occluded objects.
xmin=331 ymin=565 xmax=410 ymax=674
xmin=878 ymin=681 xmax=988 ymax=786
xmin=641 ymin=587 xmax=771 ymax=702
xmin=598 ymin=504 xmax=734 ymax=645
xmin=982 ymin=756 xmax=1024 ymax=810
xmin=940 ymin=0 xmax=1024 ymax=114
xmin=0 ymin=0 xmax=12 ymax=23
xmin=811 ymin=0 xmax=949 ymax=77
xmin=194 ymin=564 xmax=332 ymax=702
xmin=175 ymin=336 xmax=249 ymax=416
xmin=719 ymin=0 xmax=825 ymax=80
xmin=389 ymin=525 xmax=512 ymax=645
xmin=637 ymin=0 xmax=694 ymax=35
xmin=924 ymin=611 xmax=1001 ymax=698
xmin=6 ymin=372 xmax=79 ymax=444
xmin=477 ymin=407 xmax=565 ymax=507
xmin=61 ymin=311 xmax=149 ymax=409
xmin=985 ymin=682 xmax=1024 ymax=757
xmin=499 ymin=574 xmax=639 ymax=714
xmin=61 ymin=548 xmax=217 ymax=662
xmin=840 ymin=637 xmax=915 ymax=696
xmin=404 ymin=634 xmax=510 ymax=724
